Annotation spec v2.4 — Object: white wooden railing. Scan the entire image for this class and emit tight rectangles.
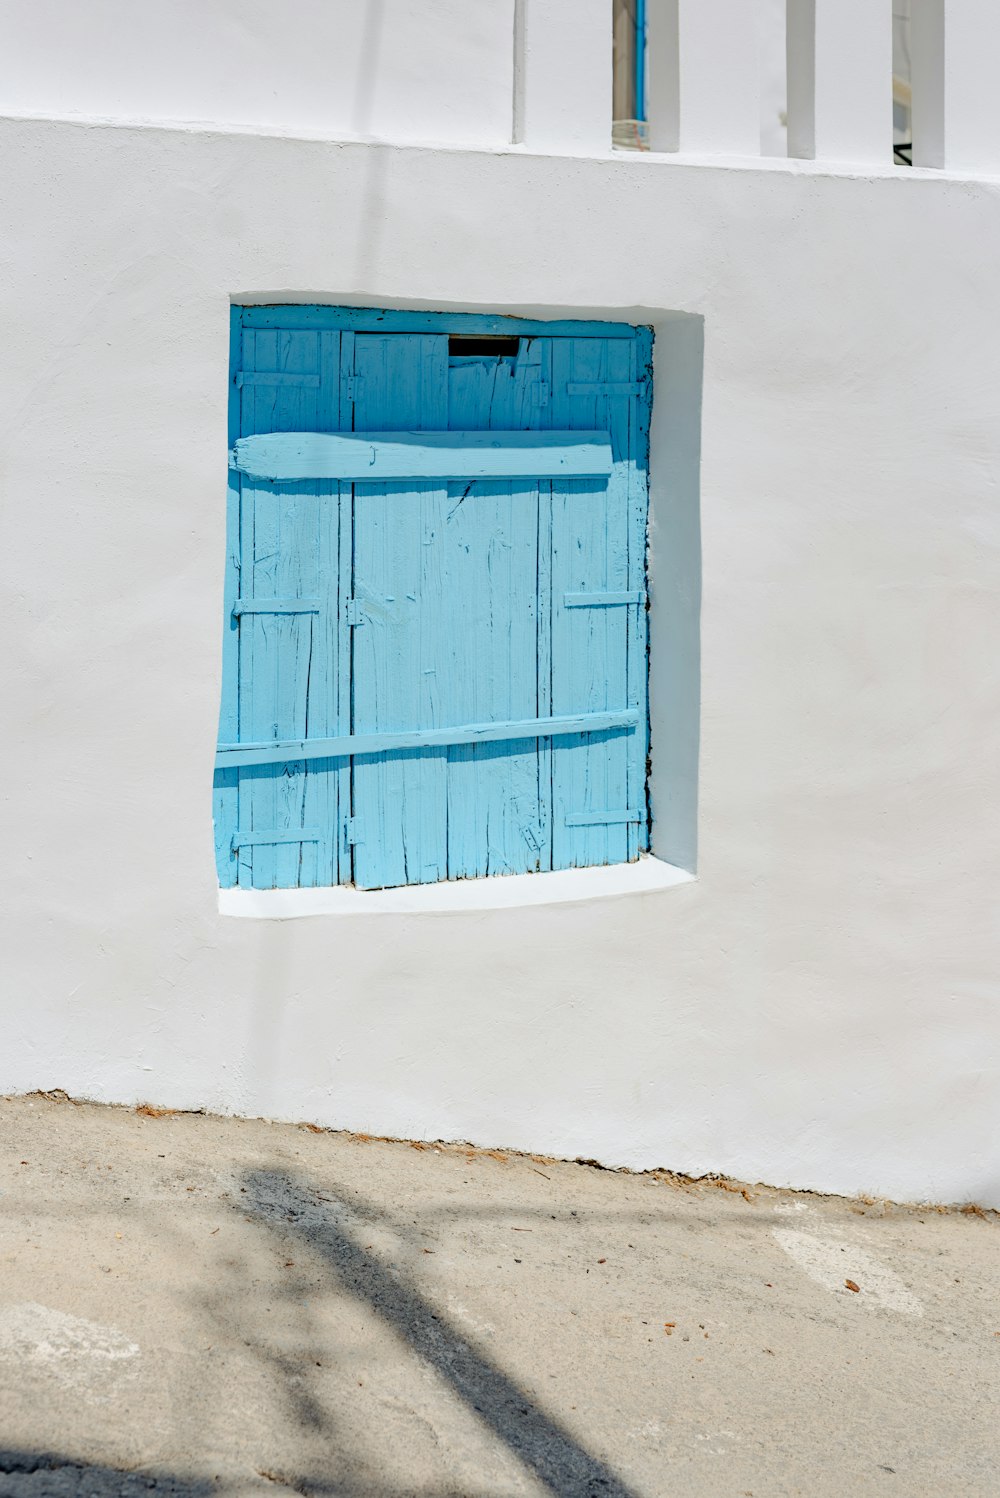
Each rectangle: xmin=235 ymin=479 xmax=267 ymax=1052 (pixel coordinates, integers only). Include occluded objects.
xmin=515 ymin=0 xmax=1000 ymax=175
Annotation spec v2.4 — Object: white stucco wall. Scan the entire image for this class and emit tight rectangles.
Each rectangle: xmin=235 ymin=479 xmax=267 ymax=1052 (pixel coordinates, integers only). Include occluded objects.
xmin=2 ymin=0 xmax=515 ymax=146
xmin=2 ymin=113 xmax=999 ymax=1208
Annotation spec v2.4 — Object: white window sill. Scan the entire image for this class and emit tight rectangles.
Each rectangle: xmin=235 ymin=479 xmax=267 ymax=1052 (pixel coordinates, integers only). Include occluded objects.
xmin=218 ymin=854 xmax=693 ymax=919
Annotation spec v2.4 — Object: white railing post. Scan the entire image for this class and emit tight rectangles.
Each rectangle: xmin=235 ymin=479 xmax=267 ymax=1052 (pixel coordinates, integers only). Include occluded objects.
xmin=911 ymin=0 xmax=1000 ymax=174
xmin=513 ymin=0 xmax=611 ymax=155
xmin=647 ymin=0 xmax=761 ymax=155
xmin=786 ymin=0 xmax=893 ymax=165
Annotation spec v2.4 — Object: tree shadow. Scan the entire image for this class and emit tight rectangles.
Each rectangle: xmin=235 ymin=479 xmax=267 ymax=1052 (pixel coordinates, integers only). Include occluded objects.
xmin=0 ymin=1449 xmax=214 ymax=1497
xmin=236 ymin=1167 xmax=643 ymax=1498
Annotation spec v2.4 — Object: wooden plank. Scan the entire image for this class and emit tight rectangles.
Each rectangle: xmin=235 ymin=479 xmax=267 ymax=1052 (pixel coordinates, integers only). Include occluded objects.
xmin=234 ymin=326 xmax=340 ymax=890
xmin=233 ymin=598 xmax=320 ymax=614
xmin=350 ymin=333 xmax=451 ymax=889
xmin=216 ymin=709 xmax=639 ymax=769
xmin=629 ymin=327 xmax=653 ymax=855
xmin=550 ymin=336 xmax=636 ymax=870
xmin=443 ymin=337 xmax=550 ymax=879
xmin=213 ymin=305 xmax=243 ymax=889
xmin=231 ymin=430 xmax=613 ymax=483
xmin=241 ymin=305 xmax=639 ymax=339
xmin=334 ymin=331 xmax=355 ymax=887
xmin=240 ymin=329 xmax=311 ymax=888
xmin=301 ymin=326 xmax=343 ymax=889
xmin=564 ymin=590 xmax=643 ymax=608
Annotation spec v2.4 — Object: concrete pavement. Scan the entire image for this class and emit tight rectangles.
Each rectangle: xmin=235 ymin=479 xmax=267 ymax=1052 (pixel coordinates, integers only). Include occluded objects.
xmin=0 ymin=1095 xmax=996 ymax=1497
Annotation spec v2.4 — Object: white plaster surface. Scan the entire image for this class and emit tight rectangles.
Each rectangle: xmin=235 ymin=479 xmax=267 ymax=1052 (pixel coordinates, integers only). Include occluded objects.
xmin=1 ymin=115 xmax=999 ymax=1208
xmin=2 ymin=0 xmax=516 ymax=148
xmin=220 ymin=857 xmax=693 ymax=919
xmin=513 ymin=0 xmax=611 ymax=155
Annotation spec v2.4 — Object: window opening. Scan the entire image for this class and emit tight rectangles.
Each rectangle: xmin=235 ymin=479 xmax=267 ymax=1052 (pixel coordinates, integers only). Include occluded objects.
xmin=447 ymin=335 xmax=521 ymax=358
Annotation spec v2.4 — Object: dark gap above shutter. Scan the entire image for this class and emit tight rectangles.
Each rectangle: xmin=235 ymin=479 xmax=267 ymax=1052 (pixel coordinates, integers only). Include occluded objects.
xmin=448 ymin=335 xmax=520 ymax=357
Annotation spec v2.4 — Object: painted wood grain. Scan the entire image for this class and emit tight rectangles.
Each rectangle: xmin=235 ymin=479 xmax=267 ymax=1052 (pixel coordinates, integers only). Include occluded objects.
xmin=216 ymin=710 xmax=639 ymax=769
xmin=443 ymin=339 xmax=551 ymax=878
xmin=212 ymin=306 xmax=243 ymax=889
xmin=550 ymin=335 xmax=635 ymax=870
xmin=229 ymin=324 xmax=343 ymax=890
xmin=231 ymin=429 xmax=613 ymax=482
xmin=349 ymin=333 xmax=450 ymax=889
xmin=242 ymin=306 xmax=637 ymax=339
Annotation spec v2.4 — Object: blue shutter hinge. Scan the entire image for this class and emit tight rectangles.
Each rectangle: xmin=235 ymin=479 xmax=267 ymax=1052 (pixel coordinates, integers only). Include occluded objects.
xmin=565 ymin=809 xmax=642 ymax=827
xmin=345 ymin=598 xmax=365 ymax=626
xmin=564 ymin=380 xmax=649 ymax=399
xmin=344 ymin=816 xmax=362 ymax=847
xmin=521 ymin=823 xmax=543 ymax=852
xmin=235 ymin=372 xmax=321 ymax=389
xmin=530 ymin=382 xmax=550 ymax=407
xmin=345 ymin=375 xmax=364 ymax=401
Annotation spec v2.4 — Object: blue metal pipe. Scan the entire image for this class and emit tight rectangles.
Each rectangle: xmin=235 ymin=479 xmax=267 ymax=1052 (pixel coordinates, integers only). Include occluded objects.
xmin=635 ymin=0 xmax=646 ymax=122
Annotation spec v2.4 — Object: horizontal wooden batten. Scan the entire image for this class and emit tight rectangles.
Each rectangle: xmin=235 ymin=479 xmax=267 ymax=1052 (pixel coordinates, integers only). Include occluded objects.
xmin=231 ymin=828 xmax=321 ymax=848
xmin=235 ymin=372 xmax=321 ymax=388
xmin=215 ymin=709 xmax=639 ymax=770
xmin=230 ymin=430 xmax=613 ymax=483
xmin=563 ymin=590 xmax=644 ymax=608
xmin=565 ymin=809 xmax=642 ymax=827
xmin=240 ymin=306 xmax=639 ymax=338
xmin=233 ymin=598 xmax=320 ymax=615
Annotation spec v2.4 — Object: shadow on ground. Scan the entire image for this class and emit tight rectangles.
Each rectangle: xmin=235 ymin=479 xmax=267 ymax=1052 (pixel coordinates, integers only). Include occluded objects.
xmin=229 ymin=1166 xmax=641 ymax=1498
xmin=0 ymin=1450 xmax=214 ymax=1498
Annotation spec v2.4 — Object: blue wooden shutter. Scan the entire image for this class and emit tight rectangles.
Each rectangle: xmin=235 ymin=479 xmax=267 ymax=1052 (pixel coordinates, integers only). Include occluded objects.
xmin=548 ymin=334 xmax=649 ymax=869
xmin=216 ymin=312 xmax=651 ymax=893
xmin=437 ymin=336 xmax=552 ymax=879
xmin=215 ymin=325 xmax=346 ymax=890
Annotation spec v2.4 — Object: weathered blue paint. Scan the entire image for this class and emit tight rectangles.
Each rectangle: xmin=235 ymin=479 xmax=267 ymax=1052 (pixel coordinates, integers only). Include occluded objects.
xmin=213 ymin=307 xmax=652 ymax=891
xmin=565 ymin=382 xmax=648 ymax=397
xmin=235 ymin=372 xmax=321 ymax=388
xmin=232 ymin=828 xmax=321 ymax=848
xmin=232 ymin=597 xmax=320 ymax=615
xmin=215 ymin=709 xmax=639 ymax=770
xmin=241 ymin=306 xmax=638 ymax=339
xmin=231 ymin=429 xmax=613 ymax=483
xmin=212 ymin=307 xmax=243 ymax=888
xmin=563 ymin=590 xmax=644 ymax=607
xmin=565 ymin=809 xmax=642 ymax=827
xmin=219 ymin=324 xmax=345 ymax=890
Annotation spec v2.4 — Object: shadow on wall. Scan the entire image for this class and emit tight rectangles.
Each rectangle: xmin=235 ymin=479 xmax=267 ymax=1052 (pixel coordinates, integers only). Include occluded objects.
xmin=648 ymin=312 xmax=703 ymax=875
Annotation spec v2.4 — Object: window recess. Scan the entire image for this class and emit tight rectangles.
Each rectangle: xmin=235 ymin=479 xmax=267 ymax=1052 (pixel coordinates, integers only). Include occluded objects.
xmin=215 ymin=310 xmax=652 ymax=892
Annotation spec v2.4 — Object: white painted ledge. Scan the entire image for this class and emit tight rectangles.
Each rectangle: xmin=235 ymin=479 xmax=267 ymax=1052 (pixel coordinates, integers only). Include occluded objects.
xmin=218 ymin=855 xmax=693 ymax=919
